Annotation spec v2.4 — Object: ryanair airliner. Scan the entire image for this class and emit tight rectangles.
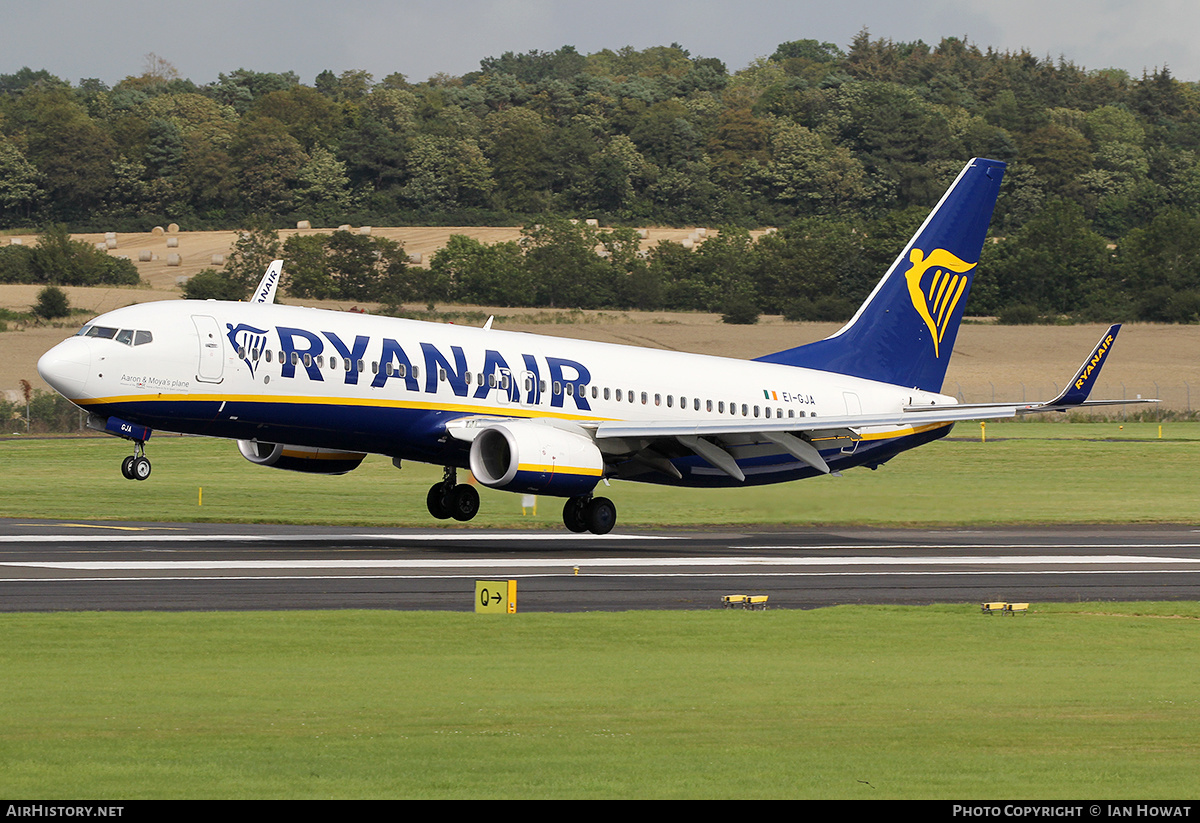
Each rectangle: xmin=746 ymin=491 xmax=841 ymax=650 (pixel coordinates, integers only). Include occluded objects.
xmin=37 ymin=158 xmax=1135 ymax=533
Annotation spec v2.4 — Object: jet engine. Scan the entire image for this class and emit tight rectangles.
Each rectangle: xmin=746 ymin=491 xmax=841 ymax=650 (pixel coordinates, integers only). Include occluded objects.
xmin=468 ymin=421 xmax=604 ymax=496
xmin=237 ymin=440 xmax=367 ymax=475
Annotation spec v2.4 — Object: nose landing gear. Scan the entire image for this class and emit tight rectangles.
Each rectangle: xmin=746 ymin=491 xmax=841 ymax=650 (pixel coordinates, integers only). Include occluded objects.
xmin=119 ymin=441 xmax=151 ymax=481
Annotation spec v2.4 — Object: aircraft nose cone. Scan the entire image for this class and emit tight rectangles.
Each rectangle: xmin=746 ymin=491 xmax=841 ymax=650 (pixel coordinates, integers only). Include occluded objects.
xmin=37 ymin=338 xmax=90 ymax=399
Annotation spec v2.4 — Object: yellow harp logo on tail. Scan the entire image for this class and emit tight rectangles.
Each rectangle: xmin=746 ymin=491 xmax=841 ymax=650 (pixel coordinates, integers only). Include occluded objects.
xmin=904 ymin=248 xmax=977 ymax=358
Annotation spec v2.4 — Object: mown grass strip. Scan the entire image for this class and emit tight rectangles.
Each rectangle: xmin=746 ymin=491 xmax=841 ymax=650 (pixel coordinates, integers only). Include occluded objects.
xmin=1 ymin=422 xmax=1197 ymax=527
xmin=3 ymin=604 xmax=1200 ymax=799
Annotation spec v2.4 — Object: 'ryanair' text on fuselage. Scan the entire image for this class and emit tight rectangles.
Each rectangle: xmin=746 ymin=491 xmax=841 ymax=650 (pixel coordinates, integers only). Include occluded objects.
xmin=232 ymin=323 xmax=594 ymax=410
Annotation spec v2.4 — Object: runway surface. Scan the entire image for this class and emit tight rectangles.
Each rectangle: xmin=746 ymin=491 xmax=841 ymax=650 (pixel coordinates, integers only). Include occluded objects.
xmin=2 ymin=518 xmax=1200 ymax=612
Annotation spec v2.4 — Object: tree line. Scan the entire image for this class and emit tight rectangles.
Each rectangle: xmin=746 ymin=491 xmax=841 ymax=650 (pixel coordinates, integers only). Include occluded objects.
xmin=175 ymin=207 xmax=1197 ymax=325
xmin=5 ymin=33 xmax=1200 ymax=321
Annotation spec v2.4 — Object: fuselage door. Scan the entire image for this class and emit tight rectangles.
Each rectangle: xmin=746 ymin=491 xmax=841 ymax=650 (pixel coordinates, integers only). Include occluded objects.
xmin=192 ymin=314 xmax=225 ymax=384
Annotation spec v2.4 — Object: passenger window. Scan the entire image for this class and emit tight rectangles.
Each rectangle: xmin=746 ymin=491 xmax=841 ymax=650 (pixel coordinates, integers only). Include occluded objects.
xmin=604 ymin=388 xmax=611 ymax=400
xmin=553 ymin=382 xmax=562 ymax=396
xmin=266 ymin=350 xmax=273 ymax=363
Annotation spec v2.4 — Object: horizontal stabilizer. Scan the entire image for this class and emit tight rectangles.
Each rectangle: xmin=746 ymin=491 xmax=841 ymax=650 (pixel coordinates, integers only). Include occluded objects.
xmin=904 ymin=324 xmax=1157 ymax=416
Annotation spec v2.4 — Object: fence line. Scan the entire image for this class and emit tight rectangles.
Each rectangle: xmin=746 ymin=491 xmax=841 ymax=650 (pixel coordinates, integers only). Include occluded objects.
xmin=3 ymin=381 xmax=1194 ymax=435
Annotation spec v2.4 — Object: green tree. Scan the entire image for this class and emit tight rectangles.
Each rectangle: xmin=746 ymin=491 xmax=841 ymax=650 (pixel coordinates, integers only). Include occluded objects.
xmin=223 ymin=218 xmax=281 ymax=293
xmin=0 ymin=138 xmax=44 ymax=222
xmin=182 ymin=269 xmax=246 ymax=300
xmin=32 ymin=285 xmax=70 ymax=318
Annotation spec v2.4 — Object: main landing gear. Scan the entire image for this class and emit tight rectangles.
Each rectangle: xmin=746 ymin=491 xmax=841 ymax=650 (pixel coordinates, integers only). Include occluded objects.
xmin=562 ymin=495 xmax=617 ymax=536
xmin=119 ymin=441 xmax=151 ymax=481
xmin=426 ymin=466 xmax=480 ymax=522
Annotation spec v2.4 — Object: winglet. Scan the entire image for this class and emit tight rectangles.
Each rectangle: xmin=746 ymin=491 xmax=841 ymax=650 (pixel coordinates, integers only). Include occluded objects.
xmin=251 ymin=259 xmax=284 ymax=304
xmin=1045 ymin=324 xmax=1121 ymax=406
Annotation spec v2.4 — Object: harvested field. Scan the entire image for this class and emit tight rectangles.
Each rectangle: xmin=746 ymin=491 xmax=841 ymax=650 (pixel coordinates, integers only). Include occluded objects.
xmin=1 ymin=228 xmax=1194 ymax=410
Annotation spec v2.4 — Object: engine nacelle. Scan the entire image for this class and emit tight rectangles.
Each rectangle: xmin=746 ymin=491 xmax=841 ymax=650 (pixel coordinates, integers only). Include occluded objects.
xmin=468 ymin=421 xmax=604 ymax=496
xmin=237 ymin=440 xmax=367 ymax=475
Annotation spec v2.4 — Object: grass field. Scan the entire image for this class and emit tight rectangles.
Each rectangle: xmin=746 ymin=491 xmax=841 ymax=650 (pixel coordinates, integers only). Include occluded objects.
xmin=1 ymin=421 xmax=1197 ymax=527
xmin=3 ymin=422 xmax=1198 ymax=799
xmin=4 ymin=604 xmax=1200 ymax=799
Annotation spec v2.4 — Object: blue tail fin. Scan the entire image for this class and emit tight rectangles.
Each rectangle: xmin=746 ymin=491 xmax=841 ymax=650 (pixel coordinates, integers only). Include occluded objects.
xmin=755 ymin=158 xmax=1006 ymax=392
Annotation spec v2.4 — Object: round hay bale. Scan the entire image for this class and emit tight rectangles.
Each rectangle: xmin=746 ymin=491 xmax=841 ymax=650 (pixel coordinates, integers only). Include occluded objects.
xmin=104 ymin=232 xmax=117 ymax=241
xmin=585 ymin=218 xmax=599 ymax=227
xmin=10 ymin=238 xmax=22 ymax=245
xmin=359 ymin=226 xmax=372 ymax=236
xmin=407 ymin=252 xmax=422 ymax=264
xmin=166 ymin=237 xmax=178 ymax=248
xmin=175 ymin=276 xmax=189 ymax=287
xmin=636 ymin=229 xmax=649 ymax=239
xmin=695 ymin=228 xmax=707 ymax=238
xmin=681 ymin=238 xmax=694 ymax=250
xmin=151 ymin=226 xmax=165 ymax=236
xmin=95 ymin=242 xmax=107 ymax=251
xmin=210 ymin=254 xmax=225 ymax=265
xmin=105 ymin=238 xmax=117 ymax=249
xmin=166 ymin=253 xmax=181 ymax=267
xmin=296 ymin=220 xmax=311 ymax=230
xmin=337 ymin=224 xmax=351 ymax=232
xmin=138 ymin=250 xmax=153 ymax=262
xmin=167 ymin=223 xmax=180 ymax=234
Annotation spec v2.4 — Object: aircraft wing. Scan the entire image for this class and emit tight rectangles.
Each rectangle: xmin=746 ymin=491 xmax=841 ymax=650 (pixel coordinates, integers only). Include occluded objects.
xmin=446 ymin=323 xmax=1153 ymax=483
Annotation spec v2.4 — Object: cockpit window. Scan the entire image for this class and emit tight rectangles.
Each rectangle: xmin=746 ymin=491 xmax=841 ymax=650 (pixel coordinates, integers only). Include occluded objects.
xmin=75 ymin=325 xmax=153 ymax=345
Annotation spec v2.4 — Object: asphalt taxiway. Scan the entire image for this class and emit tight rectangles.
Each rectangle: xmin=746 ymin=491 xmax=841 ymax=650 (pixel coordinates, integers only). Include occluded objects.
xmin=3 ymin=519 xmax=1200 ymax=612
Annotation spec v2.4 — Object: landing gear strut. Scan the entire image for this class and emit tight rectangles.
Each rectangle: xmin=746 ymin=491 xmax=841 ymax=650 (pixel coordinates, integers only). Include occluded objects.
xmin=119 ymin=441 xmax=151 ymax=481
xmin=426 ymin=466 xmax=480 ymax=522
xmin=563 ymin=495 xmax=616 ymax=535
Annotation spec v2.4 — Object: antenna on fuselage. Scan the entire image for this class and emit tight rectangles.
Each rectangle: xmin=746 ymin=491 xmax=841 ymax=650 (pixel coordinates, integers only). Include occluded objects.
xmin=251 ymin=259 xmax=284 ymax=304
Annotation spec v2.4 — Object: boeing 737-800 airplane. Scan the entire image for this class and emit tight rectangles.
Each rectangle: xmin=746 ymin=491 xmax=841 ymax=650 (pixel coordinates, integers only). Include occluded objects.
xmin=37 ymin=158 xmax=1135 ymax=533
